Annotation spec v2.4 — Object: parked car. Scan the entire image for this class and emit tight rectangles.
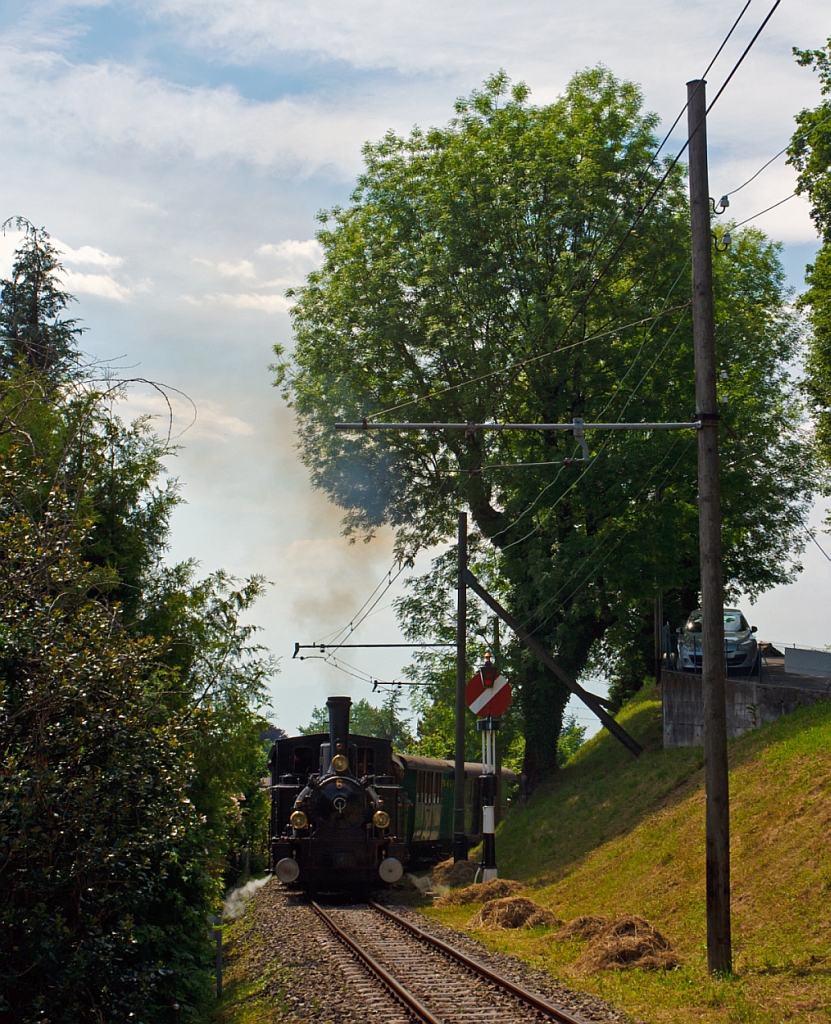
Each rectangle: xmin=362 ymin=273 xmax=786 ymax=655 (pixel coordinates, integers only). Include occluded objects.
xmin=677 ymin=608 xmax=758 ymax=672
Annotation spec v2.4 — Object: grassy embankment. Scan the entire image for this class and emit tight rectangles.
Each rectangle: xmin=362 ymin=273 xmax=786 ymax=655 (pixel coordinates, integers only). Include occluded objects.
xmin=210 ymin=915 xmax=289 ymax=1024
xmin=425 ymin=685 xmax=831 ymax=1023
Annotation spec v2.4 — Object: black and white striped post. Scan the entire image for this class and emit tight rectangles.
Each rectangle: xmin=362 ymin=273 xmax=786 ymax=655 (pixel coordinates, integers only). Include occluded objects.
xmin=477 ymin=713 xmax=500 ymax=881
xmin=466 ymin=652 xmax=512 ymax=883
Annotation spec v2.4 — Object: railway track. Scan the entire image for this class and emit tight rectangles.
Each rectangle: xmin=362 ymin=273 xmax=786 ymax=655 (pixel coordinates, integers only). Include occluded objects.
xmin=310 ymin=900 xmax=592 ymax=1024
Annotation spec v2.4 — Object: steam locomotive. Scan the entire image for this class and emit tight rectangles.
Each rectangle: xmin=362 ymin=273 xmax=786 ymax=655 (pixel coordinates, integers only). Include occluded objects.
xmin=269 ymin=695 xmax=515 ymax=892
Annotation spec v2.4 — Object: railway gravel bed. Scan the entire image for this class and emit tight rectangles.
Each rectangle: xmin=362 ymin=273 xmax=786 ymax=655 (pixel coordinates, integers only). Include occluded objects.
xmin=226 ymin=879 xmax=633 ymax=1024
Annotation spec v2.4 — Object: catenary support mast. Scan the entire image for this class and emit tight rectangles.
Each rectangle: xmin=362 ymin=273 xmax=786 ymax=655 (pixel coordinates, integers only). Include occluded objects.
xmin=688 ymin=78 xmax=732 ymax=975
xmin=453 ymin=512 xmax=468 ymax=863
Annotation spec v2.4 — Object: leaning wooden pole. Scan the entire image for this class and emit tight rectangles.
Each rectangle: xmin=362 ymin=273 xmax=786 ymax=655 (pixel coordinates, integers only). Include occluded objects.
xmin=464 ymin=569 xmax=642 ymax=758
xmin=687 ymin=78 xmax=732 ymax=975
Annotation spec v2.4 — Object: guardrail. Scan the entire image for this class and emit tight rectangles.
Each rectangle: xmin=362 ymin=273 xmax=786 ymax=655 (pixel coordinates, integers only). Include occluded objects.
xmin=663 ymin=629 xmax=831 ymax=684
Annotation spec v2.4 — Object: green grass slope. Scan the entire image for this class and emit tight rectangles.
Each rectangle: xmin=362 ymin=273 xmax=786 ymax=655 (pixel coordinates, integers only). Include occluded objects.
xmin=426 ymin=686 xmax=831 ymax=1023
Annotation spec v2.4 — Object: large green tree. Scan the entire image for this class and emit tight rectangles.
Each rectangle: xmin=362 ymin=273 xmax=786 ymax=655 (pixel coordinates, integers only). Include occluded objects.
xmin=789 ymin=38 xmax=831 ymax=472
xmin=278 ymin=70 xmax=815 ymax=789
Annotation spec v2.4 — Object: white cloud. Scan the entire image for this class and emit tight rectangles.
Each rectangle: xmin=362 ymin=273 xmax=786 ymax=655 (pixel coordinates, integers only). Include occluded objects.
xmin=184 ymin=240 xmax=321 ymax=309
xmin=258 ymin=238 xmax=323 ymax=267
xmin=0 ymin=44 xmax=386 ymax=173
xmin=61 ymin=268 xmax=133 ymax=301
xmin=57 ymin=241 xmax=123 ymax=268
xmin=215 ymin=292 xmax=294 ymax=313
xmin=120 ymin=390 xmax=255 ymax=442
xmin=194 ymin=257 xmax=257 ymax=279
xmin=139 ymin=0 xmax=831 ymax=102
xmin=182 ymin=291 xmax=293 ymax=313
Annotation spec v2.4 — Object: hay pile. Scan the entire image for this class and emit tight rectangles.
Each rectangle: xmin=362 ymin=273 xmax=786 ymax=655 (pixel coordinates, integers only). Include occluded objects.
xmin=565 ymin=915 xmax=679 ymax=972
xmin=430 ymin=857 xmax=478 ymax=888
xmin=469 ymin=897 xmax=561 ymax=930
xmin=554 ymin=916 xmax=609 ymax=941
xmin=434 ymin=878 xmax=523 ymax=907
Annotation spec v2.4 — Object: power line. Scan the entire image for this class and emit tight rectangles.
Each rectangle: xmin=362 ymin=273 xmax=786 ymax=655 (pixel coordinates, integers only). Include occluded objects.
xmin=523 ymin=437 xmax=697 ymax=638
xmin=806 ymin=528 xmax=831 ymax=563
xmin=650 ymin=0 xmax=756 ymax=164
xmin=703 ymin=0 xmax=782 ymax=116
xmin=732 ymin=191 xmax=798 ymax=228
xmin=507 ymin=0 xmax=758 ymax=393
xmin=725 ymin=108 xmax=831 ymax=198
xmin=371 ymin=304 xmax=690 ymax=419
xmin=558 ymin=0 xmax=756 ymax=309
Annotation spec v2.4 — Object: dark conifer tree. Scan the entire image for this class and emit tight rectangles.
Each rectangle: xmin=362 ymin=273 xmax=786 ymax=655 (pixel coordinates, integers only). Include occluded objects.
xmin=0 ymin=217 xmax=82 ymax=377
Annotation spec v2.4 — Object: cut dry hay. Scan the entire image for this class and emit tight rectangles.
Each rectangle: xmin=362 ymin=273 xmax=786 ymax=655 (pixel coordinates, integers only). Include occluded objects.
xmin=572 ymin=915 xmax=680 ymax=973
xmin=434 ymin=878 xmax=523 ymax=907
xmin=431 ymin=857 xmax=477 ymax=888
xmin=469 ymin=896 xmax=561 ymax=930
xmin=554 ymin=916 xmax=609 ymax=941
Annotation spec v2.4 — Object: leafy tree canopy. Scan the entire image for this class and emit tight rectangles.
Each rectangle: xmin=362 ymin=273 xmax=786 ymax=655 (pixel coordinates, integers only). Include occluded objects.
xmin=279 ymin=69 xmax=816 ymax=788
xmin=300 ymin=690 xmax=415 ymax=751
xmin=789 ymin=38 xmax=831 ymax=472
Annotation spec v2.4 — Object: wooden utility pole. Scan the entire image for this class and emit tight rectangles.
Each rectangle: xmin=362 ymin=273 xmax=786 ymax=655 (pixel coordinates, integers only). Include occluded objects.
xmin=453 ymin=512 xmax=468 ymax=862
xmin=687 ymin=78 xmax=732 ymax=975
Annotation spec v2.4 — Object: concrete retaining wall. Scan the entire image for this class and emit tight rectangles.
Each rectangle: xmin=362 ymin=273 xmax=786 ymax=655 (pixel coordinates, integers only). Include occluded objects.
xmin=662 ymin=669 xmax=831 ymax=748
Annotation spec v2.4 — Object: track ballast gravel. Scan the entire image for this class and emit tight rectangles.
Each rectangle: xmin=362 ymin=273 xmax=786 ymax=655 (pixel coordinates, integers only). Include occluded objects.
xmin=226 ymin=878 xmax=636 ymax=1024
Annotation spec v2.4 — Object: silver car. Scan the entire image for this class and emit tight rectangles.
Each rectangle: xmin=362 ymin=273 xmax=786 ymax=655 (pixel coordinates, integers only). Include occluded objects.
xmin=678 ymin=608 xmax=758 ymax=672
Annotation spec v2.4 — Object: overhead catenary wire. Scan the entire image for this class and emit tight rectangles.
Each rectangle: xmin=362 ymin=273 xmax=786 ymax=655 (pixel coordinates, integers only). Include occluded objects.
xmin=313 ymin=560 xmax=398 ymax=645
xmin=492 ymin=306 xmax=690 ymax=552
xmin=492 ymin=275 xmax=691 ymax=548
xmin=315 ymin=560 xmax=409 ymax=652
xmin=309 ymin=650 xmax=426 ymax=690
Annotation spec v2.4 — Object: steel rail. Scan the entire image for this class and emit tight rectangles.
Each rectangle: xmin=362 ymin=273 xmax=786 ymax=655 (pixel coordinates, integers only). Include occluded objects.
xmin=309 ymin=901 xmax=442 ymax=1024
xmin=369 ymin=901 xmax=590 ymax=1024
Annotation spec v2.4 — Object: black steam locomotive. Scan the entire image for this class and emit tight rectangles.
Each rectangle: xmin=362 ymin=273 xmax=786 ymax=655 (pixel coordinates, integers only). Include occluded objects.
xmin=268 ymin=695 xmax=515 ymax=892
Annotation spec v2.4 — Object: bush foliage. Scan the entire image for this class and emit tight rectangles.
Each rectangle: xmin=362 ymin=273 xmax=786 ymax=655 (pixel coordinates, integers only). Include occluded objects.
xmin=0 ymin=224 xmax=274 ymax=1022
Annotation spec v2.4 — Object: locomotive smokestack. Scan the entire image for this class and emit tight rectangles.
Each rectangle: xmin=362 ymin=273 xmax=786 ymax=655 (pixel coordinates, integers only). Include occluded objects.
xmin=327 ymin=696 xmax=352 ymax=762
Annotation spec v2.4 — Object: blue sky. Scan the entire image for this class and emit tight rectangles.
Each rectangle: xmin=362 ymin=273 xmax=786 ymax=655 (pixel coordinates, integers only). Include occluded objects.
xmin=1 ymin=0 xmax=829 ymax=735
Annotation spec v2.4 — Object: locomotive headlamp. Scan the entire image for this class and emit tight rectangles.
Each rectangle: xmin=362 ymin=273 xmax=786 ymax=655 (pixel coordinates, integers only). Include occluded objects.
xmin=331 ymin=754 xmax=349 ymax=773
xmin=290 ymin=810 xmax=308 ymax=830
xmin=373 ymin=810 xmax=391 ymax=829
